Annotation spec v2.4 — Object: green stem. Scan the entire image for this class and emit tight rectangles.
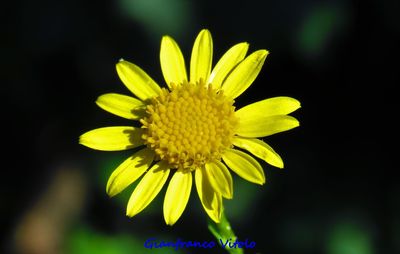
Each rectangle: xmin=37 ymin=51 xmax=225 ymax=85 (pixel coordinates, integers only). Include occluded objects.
xmin=207 ymin=209 xmax=244 ymax=254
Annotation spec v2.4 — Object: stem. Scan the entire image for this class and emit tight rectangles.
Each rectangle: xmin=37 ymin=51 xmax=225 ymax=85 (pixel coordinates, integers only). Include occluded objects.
xmin=208 ymin=209 xmax=244 ymax=254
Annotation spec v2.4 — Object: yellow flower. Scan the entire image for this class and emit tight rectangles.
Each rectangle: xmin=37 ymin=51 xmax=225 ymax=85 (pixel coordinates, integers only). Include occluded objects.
xmin=79 ymin=29 xmax=300 ymax=226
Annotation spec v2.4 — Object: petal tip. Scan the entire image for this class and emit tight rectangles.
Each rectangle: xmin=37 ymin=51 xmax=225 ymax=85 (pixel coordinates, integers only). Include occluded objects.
xmin=78 ymin=134 xmax=88 ymax=146
xmin=290 ymin=98 xmax=302 ymax=111
xmin=257 ymin=178 xmax=266 ymax=185
xmin=106 ymin=181 xmax=118 ymax=197
xmin=235 ymin=41 xmax=250 ymax=50
xmin=94 ymin=95 xmax=106 ymax=108
xmin=238 ymin=42 xmax=250 ymax=52
xmin=294 ymin=119 xmax=300 ymax=127
xmin=161 ymin=35 xmax=173 ymax=43
xmin=259 ymin=49 xmax=269 ymax=58
xmin=199 ymin=28 xmax=211 ymax=34
xmin=126 ymin=210 xmax=133 ymax=217
xmin=208 ymin=213 xmax=221 ymax=224
xmin=115 ymin=61 xmax=124 ymax=70
xmin=107 ymin=191 xmax=116 ymax=198
xmin=164 ymin=217 xmax=177 ymax=226
xmin=126 ymin=205 xmax=139 ymax=218
xmin=224 ymin=193 xmax=233 ymax=199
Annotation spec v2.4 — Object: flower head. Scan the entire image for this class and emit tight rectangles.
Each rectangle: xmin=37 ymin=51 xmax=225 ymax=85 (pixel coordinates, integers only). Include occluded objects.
xmin=79 ymin=29 xmax=300 ymax=225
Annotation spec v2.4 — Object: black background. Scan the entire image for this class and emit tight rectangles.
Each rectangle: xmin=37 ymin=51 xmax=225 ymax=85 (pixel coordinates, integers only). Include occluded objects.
xmin=2 ymin=0 xmax=398 ymax=253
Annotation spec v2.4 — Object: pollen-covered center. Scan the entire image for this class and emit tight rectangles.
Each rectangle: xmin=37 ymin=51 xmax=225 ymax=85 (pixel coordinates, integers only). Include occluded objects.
xmin=141 ymin=81 xmax=238 ymax=170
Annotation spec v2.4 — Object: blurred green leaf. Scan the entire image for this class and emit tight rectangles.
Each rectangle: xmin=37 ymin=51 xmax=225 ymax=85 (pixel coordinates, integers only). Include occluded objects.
xmin=66 ymin=225 xmax=185 ymax=254
xmin=67 ymin=225 xmax=141 ymax=254
xmin=327 ymin=222 xmax=373 ymax=254
xmin=117 ymin=0 xmax=193 ymax=40
xmin=297 ymin=4 xmax=347 ymax=57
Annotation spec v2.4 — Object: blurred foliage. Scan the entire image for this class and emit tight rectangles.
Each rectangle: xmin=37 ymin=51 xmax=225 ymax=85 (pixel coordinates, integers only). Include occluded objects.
xmin=326 ymin=221 xmax=374 ymax=254
xmin=117 ymin=0 xmax=193 ymax=40
xmin=296 ymin=3 xmax=349 ymax=59
xmin=66 ymin=225 xmax=184 ymax=254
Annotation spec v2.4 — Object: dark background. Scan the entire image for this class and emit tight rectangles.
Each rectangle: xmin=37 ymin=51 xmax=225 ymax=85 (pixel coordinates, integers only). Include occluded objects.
xmin=2 ymin=0 xmax=398 ymax=253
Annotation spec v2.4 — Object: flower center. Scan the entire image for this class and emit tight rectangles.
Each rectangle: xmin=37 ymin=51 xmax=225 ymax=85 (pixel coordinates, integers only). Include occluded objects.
xmin=141 ymin=81 xmax=238 ymax=170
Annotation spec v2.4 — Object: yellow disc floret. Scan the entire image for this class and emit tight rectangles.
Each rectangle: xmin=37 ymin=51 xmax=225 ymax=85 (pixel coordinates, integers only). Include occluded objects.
xmin=141 ymin=81 xmax=238 ymax=170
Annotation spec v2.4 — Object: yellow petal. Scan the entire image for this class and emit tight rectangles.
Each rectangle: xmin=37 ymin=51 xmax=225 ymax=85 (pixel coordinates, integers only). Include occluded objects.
xmin=208 ymin=42 xmax=249 ymax=89
xmin=96 ymin=93 xmax=146 ymax=120
xmin=116 ymin=60 xmax=161 ymax=101
xmin=79 ymin=127 xmax=144 ymax=151
xmin=236 ymin=97 xmax=301 ymax=118
xmin=126 ymin=162 xmax=170 ymax=217
xmin=106 ymin=148 xmax=155 ymax=197
xmin=221 ymin=50 xmax=268 ymax=99
xmin=236 ymin=115 xmax=299 ymax=138
xmin=222 ymin=149 xmax=265 ymax=185
xmin=205 ymin=161 xmax=233 ymax=199
xmin=190 ymin=29 xmax=213 ymax=83
xmin=195 ymin=168 xmax=222 ymax=223
xmin=232 ymin=137 xmax=284 ymax=168
xmin=160 ymin=35 xmax=187 ymax=88
xmin=163 ymin=171 xmax=192 ymax=225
